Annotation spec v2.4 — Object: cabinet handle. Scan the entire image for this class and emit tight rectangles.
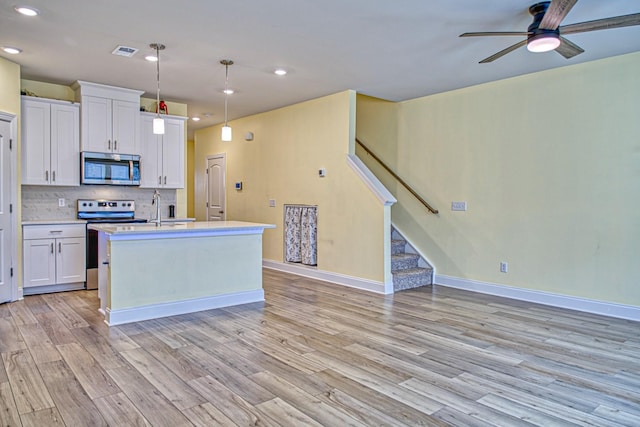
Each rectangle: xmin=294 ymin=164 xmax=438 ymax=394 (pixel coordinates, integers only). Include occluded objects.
xmin=108 ymin=140 xmax=111 ymax=150
xmin=50 ymin=243 xmax=54 ymax=254
xmin=58 ymin=242 xmax=62 ymax=253
xmin=52 ymin=171 xmax=56 ymax=182
xmin=158 ymin=176 xmax=162 ymax=185
xmin=114 ymin=140 xmax=118 ymax=151
xmin=49 ymin=230 xmax=63 ymax=234
xmin=45 ymin=170 xmax=49 ymax=181
xmin=164 ymin=176 xmax=167 ymax=185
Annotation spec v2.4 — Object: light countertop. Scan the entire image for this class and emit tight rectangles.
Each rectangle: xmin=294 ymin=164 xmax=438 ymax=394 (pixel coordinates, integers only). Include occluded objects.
xmin=89 ymin=220 xmax=275 ymax=241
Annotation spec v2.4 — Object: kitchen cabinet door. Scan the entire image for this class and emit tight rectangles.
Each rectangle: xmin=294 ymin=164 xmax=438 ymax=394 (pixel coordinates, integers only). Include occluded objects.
xmin=50 ymin=103 xmax=80 ymax=185
xmin=112 ymin=99 xmax=139 ymax=154
xmin=56 ymin=237 xmax=86 ymax=284
xmin=23 ymin=239 xmax=56 ymax=287
xmin=139 ymin=114 xmax=162 ymax=187
xmin=22 ymin=97 xmax=80 ymax=186
xmin=81 ymin=95 xmax=112 ymax=152
xmin=21 ymin=98 xmax=51 ymax=185
xmin=161 ymin=118 xmax=185 ymax=188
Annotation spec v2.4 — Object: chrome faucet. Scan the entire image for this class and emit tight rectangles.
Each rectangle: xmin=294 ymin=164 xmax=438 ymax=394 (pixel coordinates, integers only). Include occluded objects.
xmin=152 ymin=189 xmax=161 ymax=226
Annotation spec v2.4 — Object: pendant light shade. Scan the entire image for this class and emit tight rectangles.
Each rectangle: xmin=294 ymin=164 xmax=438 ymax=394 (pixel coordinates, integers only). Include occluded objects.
xmin=220 ymin=59 xmax=234 ymax=142
xmin=150 ymin=43 xmax=165 ymax=135
xmin=221 ymin=125 xmax=232 ymax=141
xmin=153 ymin=117 xmax=165 ymax=134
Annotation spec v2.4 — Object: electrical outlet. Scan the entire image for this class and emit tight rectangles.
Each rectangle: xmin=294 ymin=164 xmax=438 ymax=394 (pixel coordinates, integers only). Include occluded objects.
xmin=451 ymin=201 xmax=467 ymax=211
xmin=500 ymin=262 xmax=508 ymax=273
xmin=269 ymin=199 xmax=276 ymax=207
xmin=58 ymin=198 xmax=65 ymax=207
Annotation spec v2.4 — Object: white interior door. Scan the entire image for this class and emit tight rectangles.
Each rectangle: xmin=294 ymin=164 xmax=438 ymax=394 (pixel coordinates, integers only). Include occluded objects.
xmin=207 ymin=154 xmax=226 ymax=221
xmin=0 ymin=118 xmax=13 ymax=303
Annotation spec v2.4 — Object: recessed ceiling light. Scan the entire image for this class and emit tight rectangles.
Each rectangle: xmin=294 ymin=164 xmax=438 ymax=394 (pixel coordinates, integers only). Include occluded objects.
xmin=223 ymin=89 xmax=234 ymax=95
xmin=274 ymin=68 xmax=287 ymax=76
xmin=145 ymin=55 xmax=158 ymax=62
xmin=2 ymin=46 xmax=22 ymax=54
xmin=191 ymin=117 xmax=201 ymax=122
xmin=14 ymin=6 xmax=39 ymax=16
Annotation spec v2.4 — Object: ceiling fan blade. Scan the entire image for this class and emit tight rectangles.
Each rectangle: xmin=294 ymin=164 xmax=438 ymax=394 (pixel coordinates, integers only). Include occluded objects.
xmin=460 ymin=31 xmax=530 ymax=37
xmin=539 ymin=0 xmax=578 ymax=30
xmin=479 ymin=40 xmax=527 ymax=63
xmin=555 ymin=36 xmax=584 ymax=58
xmin=560 ymin=13 xmax=640 ymax=35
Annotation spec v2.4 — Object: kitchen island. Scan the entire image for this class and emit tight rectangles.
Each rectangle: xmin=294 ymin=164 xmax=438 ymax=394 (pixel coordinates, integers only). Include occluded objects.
xmin=89 ymin=221 xmax=275 ymax=326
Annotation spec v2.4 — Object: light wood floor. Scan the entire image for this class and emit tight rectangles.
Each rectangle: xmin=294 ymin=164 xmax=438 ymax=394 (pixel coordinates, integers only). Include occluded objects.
xmin=1 ymin=269 xmax=639 ymax=426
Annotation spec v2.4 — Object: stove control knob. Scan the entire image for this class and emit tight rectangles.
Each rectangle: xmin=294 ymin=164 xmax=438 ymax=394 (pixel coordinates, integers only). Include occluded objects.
xmin=82 ymin=202 xmax=87 ymax=207
xmin=127 ymin=203 xmax=131 ymax=207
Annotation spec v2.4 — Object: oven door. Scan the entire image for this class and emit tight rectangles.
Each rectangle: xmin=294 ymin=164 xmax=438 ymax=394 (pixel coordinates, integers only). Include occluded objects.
xmin=86 ymin=227 xmax=99 ymax=289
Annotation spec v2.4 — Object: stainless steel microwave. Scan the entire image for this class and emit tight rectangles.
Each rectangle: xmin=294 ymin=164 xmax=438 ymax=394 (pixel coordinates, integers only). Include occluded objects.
xmin=81 ymin=152 xmax=141 ymax=185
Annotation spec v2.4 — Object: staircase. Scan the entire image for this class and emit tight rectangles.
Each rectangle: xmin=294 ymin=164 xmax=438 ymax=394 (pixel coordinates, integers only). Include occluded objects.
xmin=391 ymin=227 xmax=433 ymax=292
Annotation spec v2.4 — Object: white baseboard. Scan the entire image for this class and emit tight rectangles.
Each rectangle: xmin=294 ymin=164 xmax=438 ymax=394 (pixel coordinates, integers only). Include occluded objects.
xmin=263 ymin=259 xmax=391 ymax=294
xmin=436 ymin=274 xmax=640 ymax=322
xmin=105 ymin=289 xmax=265 ymax=326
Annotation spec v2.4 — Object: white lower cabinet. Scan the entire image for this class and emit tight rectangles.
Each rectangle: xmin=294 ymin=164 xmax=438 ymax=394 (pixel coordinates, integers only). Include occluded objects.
xmin=23 ymin=224 xmax=86 ymax=294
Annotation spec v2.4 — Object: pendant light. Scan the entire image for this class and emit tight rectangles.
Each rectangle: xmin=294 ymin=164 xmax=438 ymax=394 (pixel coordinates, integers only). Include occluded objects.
xmin=150 ymin=43 xmax=165 ymax=135
xmin=220 ymin=59 xmax=234 ymax=141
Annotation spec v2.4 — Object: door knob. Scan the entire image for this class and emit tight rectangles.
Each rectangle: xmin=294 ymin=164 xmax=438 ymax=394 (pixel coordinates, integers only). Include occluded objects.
xmin=219 ymin=210 xmax=224 ymax=214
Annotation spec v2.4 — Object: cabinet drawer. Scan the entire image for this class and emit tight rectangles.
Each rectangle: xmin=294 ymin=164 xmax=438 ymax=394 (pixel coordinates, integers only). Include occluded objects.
xmin=23 ymin=224 xmax=86 ymax=240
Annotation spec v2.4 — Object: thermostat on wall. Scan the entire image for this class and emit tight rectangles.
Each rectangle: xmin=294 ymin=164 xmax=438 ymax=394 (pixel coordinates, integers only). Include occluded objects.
xmin=235 ymin=182 xmax=243 ymax=190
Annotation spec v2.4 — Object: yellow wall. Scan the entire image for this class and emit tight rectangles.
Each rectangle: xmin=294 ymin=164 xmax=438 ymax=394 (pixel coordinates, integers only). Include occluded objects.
xmin=21 ymin=79 xmax=75 ymax=101
xmin=194 ymin=90 xmax=387 ymax=282
xmin=358 ymin=52 xmax=640 ymax=307
xmin=2 ymin=59 xmax=21 ymax=114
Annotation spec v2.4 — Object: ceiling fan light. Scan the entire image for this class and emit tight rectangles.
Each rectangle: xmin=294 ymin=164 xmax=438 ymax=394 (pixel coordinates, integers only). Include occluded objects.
xmin=527 ymin=34 xmax=560 ymax=53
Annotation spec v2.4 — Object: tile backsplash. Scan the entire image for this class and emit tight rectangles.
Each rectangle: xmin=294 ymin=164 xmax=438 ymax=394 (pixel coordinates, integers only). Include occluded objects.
xmin=21 ymin=186 xmax=177 ymax=221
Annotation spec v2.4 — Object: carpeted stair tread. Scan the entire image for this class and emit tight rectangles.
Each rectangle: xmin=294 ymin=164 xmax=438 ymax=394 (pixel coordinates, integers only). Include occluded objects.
xmin=391 ymin=239 xmax=406 ymax=255
xmin=392 ymin=267 xmax=433 ymax=291
xmin=391 ymin=253 xmax=420 ymax=271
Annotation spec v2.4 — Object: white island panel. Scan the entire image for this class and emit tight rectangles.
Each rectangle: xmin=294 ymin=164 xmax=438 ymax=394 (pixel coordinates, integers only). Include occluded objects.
xmin=90 ymin=221 xmax=274 ymax=325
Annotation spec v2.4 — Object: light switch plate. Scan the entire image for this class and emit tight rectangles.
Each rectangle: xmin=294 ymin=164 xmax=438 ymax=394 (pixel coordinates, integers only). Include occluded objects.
xmin=58 ymin=198 xmax=65 ymax=207
xmin=451 ymin=201 xmax=466 ymax=211
xmin=269 ymin=199 xmax=276 ymax=207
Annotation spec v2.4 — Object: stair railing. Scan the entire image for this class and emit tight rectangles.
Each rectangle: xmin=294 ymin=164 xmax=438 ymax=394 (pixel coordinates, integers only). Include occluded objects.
xmin=356 ymin=138 xmax=438 ymax=214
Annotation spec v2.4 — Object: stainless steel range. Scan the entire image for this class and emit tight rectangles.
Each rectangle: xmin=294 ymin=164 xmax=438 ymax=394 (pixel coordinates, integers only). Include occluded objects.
xmin=78 ymin=199 xmax=147 ymax=289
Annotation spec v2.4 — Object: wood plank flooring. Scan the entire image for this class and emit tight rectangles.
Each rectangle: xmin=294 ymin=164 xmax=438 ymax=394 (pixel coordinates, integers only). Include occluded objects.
xmin=1 ymin=269 xmax=639 ymax=426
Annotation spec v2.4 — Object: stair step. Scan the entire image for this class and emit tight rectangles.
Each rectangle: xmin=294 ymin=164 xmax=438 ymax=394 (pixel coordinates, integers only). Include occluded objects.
xmin=391 ymin=253 xmax=420 ymax=271
xmin=391 ymin=239 xmax=406 ymax=255
xmin=393 ymin=267 xmax=433 ymax=291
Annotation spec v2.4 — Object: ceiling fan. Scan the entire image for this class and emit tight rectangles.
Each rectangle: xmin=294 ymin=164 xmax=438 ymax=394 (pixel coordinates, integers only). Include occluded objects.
xmin=460 ymin=0 xmax=640 ymax=63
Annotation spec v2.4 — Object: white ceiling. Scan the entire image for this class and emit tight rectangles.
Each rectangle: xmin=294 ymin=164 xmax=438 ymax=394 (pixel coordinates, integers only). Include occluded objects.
xmin=2 ymin=0 xmax=639 ymax=139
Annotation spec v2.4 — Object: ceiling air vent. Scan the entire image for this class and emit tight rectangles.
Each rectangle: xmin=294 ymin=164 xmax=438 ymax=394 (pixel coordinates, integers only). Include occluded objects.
xmin=111 ymin=45 xmax=138 ymax=57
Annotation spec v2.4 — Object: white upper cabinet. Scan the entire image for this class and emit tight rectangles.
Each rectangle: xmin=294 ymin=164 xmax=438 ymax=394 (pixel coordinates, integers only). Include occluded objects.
xmin=139 ymin=113 xmax=186 ymax=189
xmin=21 ymin=96 xmax=80 ymax=186
xmin=72 ymin=81 xmax=143 ymax=154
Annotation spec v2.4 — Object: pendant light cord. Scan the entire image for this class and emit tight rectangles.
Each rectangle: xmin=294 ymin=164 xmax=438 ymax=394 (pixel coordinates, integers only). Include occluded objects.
xmin=156 ymin=44 xmax=161 ymax=117
xmin=224 ymin=62 xmax=229 ymax=126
